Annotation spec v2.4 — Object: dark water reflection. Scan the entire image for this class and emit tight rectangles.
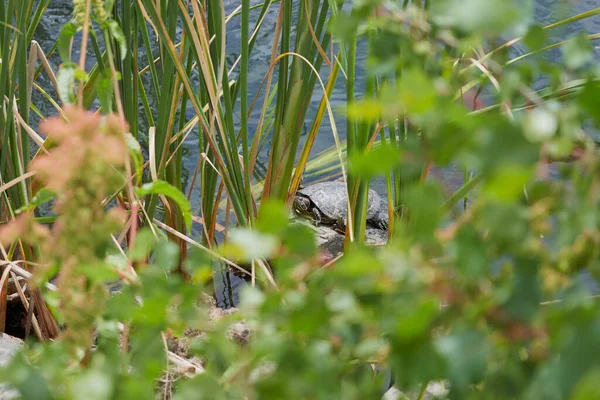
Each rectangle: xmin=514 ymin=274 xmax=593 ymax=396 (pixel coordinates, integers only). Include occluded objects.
xmin=34 ymin=0 xmax=600 ymax=306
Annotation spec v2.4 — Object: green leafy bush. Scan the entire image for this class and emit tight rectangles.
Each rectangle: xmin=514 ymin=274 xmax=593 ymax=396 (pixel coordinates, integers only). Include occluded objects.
xmin=1 ymin=0 xmax=600 ymax=399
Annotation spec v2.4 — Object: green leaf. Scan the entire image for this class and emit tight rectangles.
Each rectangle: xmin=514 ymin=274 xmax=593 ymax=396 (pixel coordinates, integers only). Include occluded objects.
xmin=349 ymin=146 xmax=403 ymax=179
xmin=57 ymin=62 xmax=77 ymax=104
xmin=104 ymin=0 xmax=115 ymax=13
xmin=452 ymin=225 xmax=490 ymax=278
xmin=129 ymin=228 xmax=157 ymax=262
xmin=184 ymin=247 xmax=213 ymax=283
xmin=436 ymin=330 xmax=489 ymax=391
xmin=524 ymin=108 xmax=558 ymax=143
xmin=571 ymin=369 xmax=600 ymax=400
xmin=329 ymin=13 xmax=361 ymax=42
xmin=15 ymin=189 xmax=56 ymax=214
xmin=398 ymin=69 xmax=437 ymax=115
xmin=152 ymin=240 xmax=180 ymax=273
xmin=135 ymin=180 xmax=192 ymax=231
xmin=97 ymin=69 xmax=114 ymax=113
xmin=80 ymin=262 xmax=119 ymax=283
xmin=431 ymin=0 xmax=522 ymax=34
xmin=345 ymin=99 xmax=383 ymax=123
xmin=106 ymin=251 xmax=128 ymax=272
xmin=239 ymin=286 xmax=266 ymax=311
xmin=551 ymin=314 xmax=600 ymax=398
xmin=125 ymin=132 xmax=143 ymax=185
xmin=577 ymin=80 xmax=600 ymax=128
xmin=403 ymin=183 xmax=444 ymax=244
xmin=337 ymin=247 xmax=384 ymax=278
xmin=69 ymin=370 xmax=114 ymax=400
xmin=74 ymin=67 xmax=89 ymax=83
xmin=107 ymin=20 xmax=127 ymax=60
xmin=256 ymin=199 xmax=289 ymax=235
xmin=58 ymin=22 xmax=78 ymax=62
xmin=483 ymin=165 xmax=533 ymax=202
xmin=480 ymin=203 xmax=529 ymax=249
xmin=393 ymin=299 xmax=438 ymax=342
xmin=562 ymin=34 xmax=593 ymax=70
xmin=7 ymin=359 xmax=54 ymax=400
xmin=282 ymin=224 xmax=317 ymax=257
xmin=504 ymin=257 xmax=541 ymax=320
xmin=227 ymin=228 xmax=278 ymax=261
xmin=472 ymin=117 xmax=539 ymax=170
xmin=524 ymin=24 xmax=547 ymax=51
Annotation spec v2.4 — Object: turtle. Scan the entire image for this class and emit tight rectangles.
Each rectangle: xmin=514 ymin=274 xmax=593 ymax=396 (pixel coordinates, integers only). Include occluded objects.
xmin=293 ymin=181 xmax=389 ymax=231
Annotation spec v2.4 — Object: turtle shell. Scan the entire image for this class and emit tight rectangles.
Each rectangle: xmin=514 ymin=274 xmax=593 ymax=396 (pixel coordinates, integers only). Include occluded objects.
xmin=296 ymin=181 xmax=384 ymax=225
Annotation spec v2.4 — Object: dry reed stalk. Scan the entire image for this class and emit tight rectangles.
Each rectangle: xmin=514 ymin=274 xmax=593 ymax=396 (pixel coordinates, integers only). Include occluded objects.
xmin=0 ymin=255 xmax=59 ymax=340
xmin=0 ymin=265 xmax=8 ymax=332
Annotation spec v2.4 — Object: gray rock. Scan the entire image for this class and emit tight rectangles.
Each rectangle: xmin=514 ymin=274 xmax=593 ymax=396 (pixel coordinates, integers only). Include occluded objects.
xmin=0 ymin=333 xmax=22 ymax=400
xmin=365 ymin=228 xmax=389 ymax=246
xmin=314 ymin=225 xmax=345 ymax=256
xmin=314 ymin=225 xmax=388 ymax=258
xmin=382 ymin=382 xmax=449 ymax=400
xmin=383 ymin=387 xmax=410 ymax=400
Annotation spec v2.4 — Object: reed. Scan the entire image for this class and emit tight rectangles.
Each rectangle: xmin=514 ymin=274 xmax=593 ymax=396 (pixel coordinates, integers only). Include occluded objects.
xmin=0 ymin=0 xmax=58 ymax=339
xmin=1 ymin=0 xmax=599 ymax=288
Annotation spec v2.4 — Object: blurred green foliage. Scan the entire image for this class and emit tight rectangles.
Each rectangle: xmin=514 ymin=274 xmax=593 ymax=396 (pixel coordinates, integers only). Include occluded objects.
xmin=2 ymin=0 xmax=600 ymax=399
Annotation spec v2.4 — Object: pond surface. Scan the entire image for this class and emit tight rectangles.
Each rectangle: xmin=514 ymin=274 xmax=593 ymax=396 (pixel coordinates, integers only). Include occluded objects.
xmin=34 ymin=1 xmax=600 ymax=189
xmin=33 ymin=0 xmax=600 ymax=306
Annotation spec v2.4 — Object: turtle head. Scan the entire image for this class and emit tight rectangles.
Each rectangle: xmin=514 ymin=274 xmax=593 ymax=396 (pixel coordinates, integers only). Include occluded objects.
xmin=293 ymin=195 xmax=311 ymax=215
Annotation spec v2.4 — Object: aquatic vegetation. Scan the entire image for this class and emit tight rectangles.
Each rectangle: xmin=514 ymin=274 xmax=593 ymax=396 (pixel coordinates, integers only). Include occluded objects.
xmin=0 ymin=0 xmax=599 ymax=399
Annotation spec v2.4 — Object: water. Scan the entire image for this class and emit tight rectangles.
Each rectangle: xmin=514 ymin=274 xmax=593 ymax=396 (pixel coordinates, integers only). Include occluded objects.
xmin=33 ymin=0 xmax=600 ymax=306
